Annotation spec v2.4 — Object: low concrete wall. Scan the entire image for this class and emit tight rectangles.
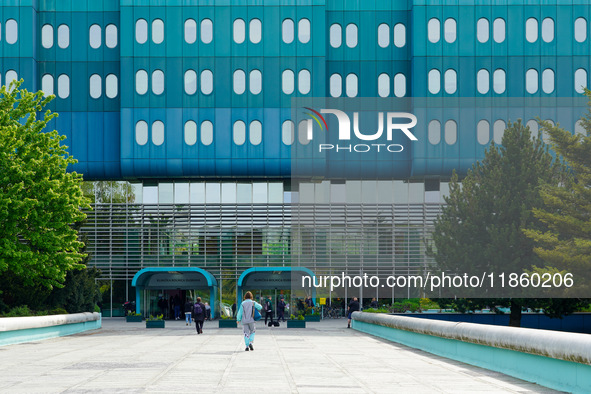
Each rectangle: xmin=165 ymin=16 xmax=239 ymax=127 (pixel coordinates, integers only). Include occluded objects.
xmin=0 ymin=312 xmax=101 ymax=346
xmin=352 ymin=312 xmax=591 ymax=393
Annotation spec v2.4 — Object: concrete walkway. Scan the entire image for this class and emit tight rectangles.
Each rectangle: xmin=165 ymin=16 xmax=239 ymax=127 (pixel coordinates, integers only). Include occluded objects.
xmin=0 ymin=318 xmax=557 ymax=393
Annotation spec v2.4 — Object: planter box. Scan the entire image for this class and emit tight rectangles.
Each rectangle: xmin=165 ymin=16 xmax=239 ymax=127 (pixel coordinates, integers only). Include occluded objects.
xmin=305 ymin=315 xmax=320 ymax=322
xmin=146 ymin=320 xmax=165 ymax=328
xmin=126 ymin=315 xmax=143 ymax=323
xmin=287 ymin=320 xmax=306 ymax=328
xmin=219 ymin=320 xmax=237 ymax=328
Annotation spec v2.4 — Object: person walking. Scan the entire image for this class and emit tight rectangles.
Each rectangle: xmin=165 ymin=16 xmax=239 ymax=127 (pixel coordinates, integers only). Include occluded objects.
xmin=370 ymin=297 xmax=378 ymax=309
xmin=347 ymin=297 xmax=360 ymax=329
xmin=236 ymin=291 xmax=263 ymax=351
xmin=174 ymin=294 xmax=181 ymax=320
xmin=277 ymin=297 xmax=286 ymax=322
xmin=264 ymin=296 xmax=274 ymax=325
xmin=204 ymin=302 xmax=211 ymax=320
xmin=184 ymin=299 xmax=193 ymax=326
xmin=193 ymin=297 xmax=206 ymax=334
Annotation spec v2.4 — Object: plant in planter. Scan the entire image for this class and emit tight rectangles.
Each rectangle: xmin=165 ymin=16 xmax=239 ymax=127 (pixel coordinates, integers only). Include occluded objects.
xmin=146 ymin=314 xmax=165 ymax=328
xmin=126 ymin=311 xmax=143 ymax=322
xmin=288 ymin=314 xmax=306 ymax=328
xmin=305 ymin=307 xmax=321 ymax=322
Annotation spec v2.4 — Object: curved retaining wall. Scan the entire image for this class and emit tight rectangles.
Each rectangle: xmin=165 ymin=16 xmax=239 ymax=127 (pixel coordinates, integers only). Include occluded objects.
xmin=352 ymin=312 xmax=591 ymax=393
xmin=0 ymin=312 xmax=101 ymax=346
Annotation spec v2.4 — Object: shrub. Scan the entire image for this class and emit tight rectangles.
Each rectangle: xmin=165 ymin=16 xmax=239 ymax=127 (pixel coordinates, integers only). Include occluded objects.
xmin=48 ymin=308 xmax=68 ymax=315
xmin=3 ymin=305 xmax=33 ymax=317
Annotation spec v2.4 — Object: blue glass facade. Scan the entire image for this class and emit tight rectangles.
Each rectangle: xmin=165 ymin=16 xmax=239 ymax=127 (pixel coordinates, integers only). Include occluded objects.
xmin=0 ymin=0 xmax=588 ymax=180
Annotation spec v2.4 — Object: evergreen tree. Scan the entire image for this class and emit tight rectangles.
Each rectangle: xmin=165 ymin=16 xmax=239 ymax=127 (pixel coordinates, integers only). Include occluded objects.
xmin=524 ymin=93 xmax=591 ymax=295
xmin=430 ymin=120 xmax=565 ymax=326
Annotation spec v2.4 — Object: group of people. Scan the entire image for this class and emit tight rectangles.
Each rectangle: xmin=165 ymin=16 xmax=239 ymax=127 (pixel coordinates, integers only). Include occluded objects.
xmin=158 ymin=294 xmax=211 ymax=322
xmin=182 ymin=297 xmax=209 ymax=334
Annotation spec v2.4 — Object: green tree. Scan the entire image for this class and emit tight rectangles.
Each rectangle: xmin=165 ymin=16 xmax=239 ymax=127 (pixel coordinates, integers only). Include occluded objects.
xmin=429 ymin=120 xmax=566 ymax=326
xmin=0 ymin=81 xmax=90 ymax=290
xmin=524 ymin=100 xmax=591 ymax=294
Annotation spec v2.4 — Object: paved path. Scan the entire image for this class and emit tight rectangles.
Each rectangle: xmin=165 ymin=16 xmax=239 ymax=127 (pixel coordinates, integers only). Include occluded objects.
xmin=0 ymin=318 xmax=557 ymax=393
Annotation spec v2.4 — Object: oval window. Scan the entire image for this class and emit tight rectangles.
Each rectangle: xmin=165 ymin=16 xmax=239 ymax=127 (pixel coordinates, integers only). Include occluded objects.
xmin=298 ymin=120 xmax=310 ymax=145
xmin=185 ymin=19 xmax=197 ymax=44
xmin=105 ymin=24 xmax=117 ymax=48
xmin=106 ymin=74 xmax=118 ymax=98
xmin=298 ymin=69 xmax=311 ymax=94
xmin=249 ymin=120 xmax=262 ymax=145
xmin=428 ymin=18 xmax=440 ymax=43
xmin=346 ymin=24 xmax=358 ymax=48
xmin=493 ymin=18 xmax=506 ymax=43
xmin=201 ymin=70 xmax=213 ymax=95
xmin=298 ymin=19 xmax=311 ymax=43
xmin=58 ymin=24 xmax=70 ymax=48
xmin=282 ymin=69 xmax=294 ymax=94
xmin=378 ymin=73 xmax=390 ymax=97
xmin=152 ymin=121 xmax=164 ymax=146
xmin=346 ymin=73 xmax=358 ymax=97
xmin=330 ymin=74 xmax=342 ymax=97
xmin=6 ymin=19 xmax=18 ymax=44
xmin=477 ymin=69 xmax=490 ymax=94
xmin=282 ymin=19 xmax=294 ymax=43
xmin=89 ymin=24 xmax=101 ymax=48
xmin=542 ymin=69 xmax=554 ymax=94
xmin=184 ymin=70 xmax=197 ymax=95
xmin=477 ymin=120 xmax=490 ymax=145
xmin=42 ymin=74 xmax=54 ymax=96
xmin=394 ymin=73 xmax=406 ymax=97
xmin=493 ymin=69 xmax=506 ymax=94
xmin=201 ymin=120 xmax=213 ymax=146
xmin=445 ymin=120 xmax=457 ymax=145
xmin=428 ymin=120 xmax=441 ymax=145
xmin=89 ymin=74 xmax=102 ymax=99
xmin=136 ymin=19 xmax=148 ymax=44
xmin=526 ymin=18 xmax=538 ymax=43
xmin=541 ymin=18 xmax=554 ymax=43
xmin=135 ymin=120 xmax=148 ymax=145
xmin=152 ymin=19 xmax=164 ymax=44
xmin=42 ymin=24 xmax=54 ymax=48
xmin=233 ymin=19 xmax=245 ymax=44
xmin=282 ymin=120 xmax=294 ymax=145
xmin=233 ymin=70 xmax=246 ymax=94
xmin=250 ymin=19 xmax=262 ymax=44
xmin=136 ymin=70 xmax=148 ymax=95
xmin=152 ymin=70 xmax=164 ymax=95
xmin=444 ymin=18 xmax=456 ymax=43
xmin=428 ymin=69 xmax=440 ymax=94
xmin=201 ymin=19 xmax=213 ymax=44
xmin=330 ymin=24 xmax=342 ymax=48
xmin=250 ymin=69 xmax=262 ymax=95
xmin=233 ymin=120 xmax=246 ymax=145
xmin=58 ymin=74 xmax=70 ymax=98
xmin=377 ymin=24 xmax=389 ymax=48
xmin=575 ymin=18 xmax=587 ymax=43
xmin=493 ymin=120 xmax=506 ymax=145
xmin=526 ymin=69 xmax=538 ymax=94
xmin=394 ymin=23 xmax=406 ymax=48
xmin=444 ymin=69 xmax=457 ymax=94
xmin=477 ymin=18 xmax=489 ymax=43
xmin=184 ymin=120 xmax=197 ymax=146
xmin=575 ymin=68 xmax=587 ymax=94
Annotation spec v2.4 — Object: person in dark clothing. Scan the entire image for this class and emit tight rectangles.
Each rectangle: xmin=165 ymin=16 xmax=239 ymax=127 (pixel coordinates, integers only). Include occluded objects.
xmin=174 ymin=295 xmax=181 ymax=320
xmin=193 ymin=297 xmax=206 ymax=334
xmin=232 ymin=303 xmax=237 ymax=318
xmin=264 ymin=296 xmax=273 ymax=325
xmin=370 ymin=298 xmax=378 ymax=309
xmin=184 ymin=299 xmax=193 ymax=326
xmin=347 ymin=297 xmax=360 ymax=328
xmin=305 ymin=296 xmax=314 ymax=308
xmin=276 ymin=297 xmax=286 ymax=322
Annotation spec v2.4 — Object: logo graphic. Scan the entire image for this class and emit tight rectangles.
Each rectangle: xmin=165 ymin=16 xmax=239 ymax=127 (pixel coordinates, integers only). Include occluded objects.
xmin=302 ymin=108 xmax=418 ymax=153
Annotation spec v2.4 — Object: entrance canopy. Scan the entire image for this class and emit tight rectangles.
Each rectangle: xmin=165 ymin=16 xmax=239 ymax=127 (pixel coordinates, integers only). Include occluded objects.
xmin=236 ymin=267 xmax=316 ymax=307
xmin=132 ymin=267 xmax=218 ymax=315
